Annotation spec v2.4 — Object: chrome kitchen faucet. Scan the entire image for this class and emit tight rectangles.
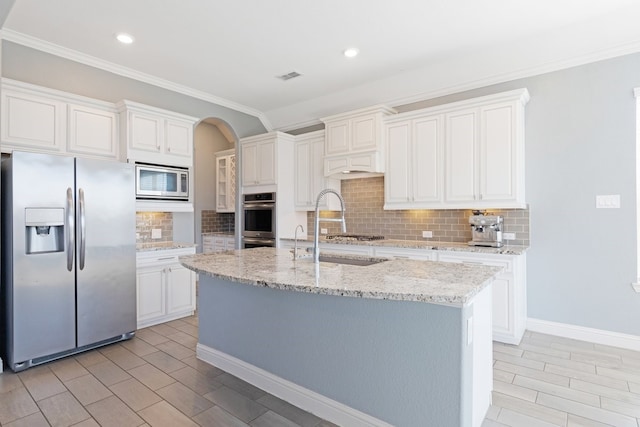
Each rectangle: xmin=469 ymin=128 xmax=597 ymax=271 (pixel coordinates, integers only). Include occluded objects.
xmin=313 ymin=189 xmax=346 ymax=263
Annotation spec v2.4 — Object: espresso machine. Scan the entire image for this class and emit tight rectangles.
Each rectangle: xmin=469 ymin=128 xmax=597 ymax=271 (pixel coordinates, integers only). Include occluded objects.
xmin=468 ymin=211 xmax=504 ymax=247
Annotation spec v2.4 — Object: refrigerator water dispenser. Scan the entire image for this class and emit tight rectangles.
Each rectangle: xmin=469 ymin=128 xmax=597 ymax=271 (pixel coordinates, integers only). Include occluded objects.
xmin=25 ymin=208 xmax=65 ymax=254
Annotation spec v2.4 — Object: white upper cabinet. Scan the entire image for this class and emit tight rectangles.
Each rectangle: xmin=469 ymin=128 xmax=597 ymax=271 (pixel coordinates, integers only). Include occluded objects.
xmin=445 ymin=108 xmax=477 ymax=203
xmin=67 ymin=103 xmax=118 ymax=158
xmin=241 ymin=135 xmax=276 ymax=187
xmin=321 ymin=105 xmax=396 ymax=177
xmin=445 ymin=97 xmax=526 ymax=208
xmin=1 ymin=79 xmax=118 ymax=159
xmin=118 ymin=100 xmax=197 ymax=167
xmin=294 ymin=130 xmax=341 ymax=211
xmin=384 ymin=88 xmax=529 ymax=209
xmin=385 ymin=115 xmax=443 ymax=208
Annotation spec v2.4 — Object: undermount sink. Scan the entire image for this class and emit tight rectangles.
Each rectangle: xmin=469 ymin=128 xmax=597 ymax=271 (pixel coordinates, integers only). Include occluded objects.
xmin=317 ymin=254 xmax=388 ymax=266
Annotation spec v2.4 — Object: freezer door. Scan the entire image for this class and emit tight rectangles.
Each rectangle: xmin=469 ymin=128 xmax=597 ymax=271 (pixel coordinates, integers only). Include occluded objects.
xmin=6 ymin=152 xmax=76 ymax=364
xmin=75 ymin=158 xmax=136 ymax=347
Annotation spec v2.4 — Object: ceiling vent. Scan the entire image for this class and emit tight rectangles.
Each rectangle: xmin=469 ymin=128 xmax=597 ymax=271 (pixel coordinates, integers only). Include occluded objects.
xmin=276 ymin=71 xmax=302 ymax=81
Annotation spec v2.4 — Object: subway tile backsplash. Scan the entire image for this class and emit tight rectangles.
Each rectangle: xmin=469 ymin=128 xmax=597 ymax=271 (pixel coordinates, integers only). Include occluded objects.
xmin=306 ymin=176 xmax=530 ymax=246
xmin=202 ymin=211 xmax=235 ymax=233
xmin=136 ymin=212 xmax=173 ymax=243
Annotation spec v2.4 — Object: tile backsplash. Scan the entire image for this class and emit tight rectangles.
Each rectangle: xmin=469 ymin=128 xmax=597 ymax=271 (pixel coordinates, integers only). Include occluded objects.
xmin=136 ymin=212 xmax=173 ymax=243
xmin=306 ymin=176 xmax=530 ymax=246
xmin=202 ymin=211 xmax=235 ymax=233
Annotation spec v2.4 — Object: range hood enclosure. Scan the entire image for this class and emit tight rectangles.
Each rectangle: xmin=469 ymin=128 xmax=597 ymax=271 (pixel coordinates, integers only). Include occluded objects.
xmin=321 ymin=105 xmax=396 ymax=179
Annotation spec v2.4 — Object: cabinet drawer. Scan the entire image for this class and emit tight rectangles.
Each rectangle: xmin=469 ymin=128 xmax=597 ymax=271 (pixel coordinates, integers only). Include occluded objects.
xmin=374 ymin=248 xmax=436 ymax=261
xmin=437 ymin=252 xmax=513 ymax=273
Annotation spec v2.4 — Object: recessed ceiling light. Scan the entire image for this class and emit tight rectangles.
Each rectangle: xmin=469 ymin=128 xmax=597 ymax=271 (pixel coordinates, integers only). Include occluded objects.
xmin=343 ymin=48 xmax=359 ymax=58
xmin=116 ymin=33 xmax=134 ymax=44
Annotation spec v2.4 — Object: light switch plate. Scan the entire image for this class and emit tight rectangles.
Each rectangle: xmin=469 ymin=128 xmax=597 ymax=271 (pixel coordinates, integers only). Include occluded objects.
xmin=422 ymin=231 xmax=433 ymax=238
xmin=596 ymin=194 xmax=620 ymax=209
xmin=503 ymin=232 xmax=516 ymax=241
xmin=151 ymin=228 xmax=162 ymax=239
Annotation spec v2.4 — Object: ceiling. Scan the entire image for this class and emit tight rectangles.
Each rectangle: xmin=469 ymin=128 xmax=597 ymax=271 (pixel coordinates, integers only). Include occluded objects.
xmin=3 ymin=0 xmax=640 ymax=131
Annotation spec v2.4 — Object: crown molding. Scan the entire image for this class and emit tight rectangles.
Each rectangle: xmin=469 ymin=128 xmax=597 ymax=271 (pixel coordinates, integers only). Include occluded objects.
xmin=384 ymin=39 xmax=640 ymax=110
xmin=0 ymin=29 xmax=273 ymax=131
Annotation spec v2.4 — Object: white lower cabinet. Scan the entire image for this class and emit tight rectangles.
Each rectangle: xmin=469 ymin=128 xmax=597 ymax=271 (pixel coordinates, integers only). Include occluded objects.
xmin=136 ymin=247 xmax=196 ymax=329
xmin=436 ymin=251 xmax=526 ymax=345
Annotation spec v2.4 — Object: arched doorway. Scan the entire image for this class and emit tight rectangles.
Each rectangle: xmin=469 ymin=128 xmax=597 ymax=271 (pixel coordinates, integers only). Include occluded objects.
xmin=193 ymin=118 xmax=239 ymax=253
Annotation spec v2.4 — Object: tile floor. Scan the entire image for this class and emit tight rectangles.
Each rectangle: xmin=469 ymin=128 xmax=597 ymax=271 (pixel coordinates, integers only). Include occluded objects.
xmin=1 ymin=317 xmax=640 ymax=426
xmin=485 ymin=330 xmax=640 ymax=427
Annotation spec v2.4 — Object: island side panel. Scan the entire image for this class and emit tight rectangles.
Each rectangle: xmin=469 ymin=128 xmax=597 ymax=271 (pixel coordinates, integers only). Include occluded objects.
xmin=198 ymin=275 xmax=469 ymax=427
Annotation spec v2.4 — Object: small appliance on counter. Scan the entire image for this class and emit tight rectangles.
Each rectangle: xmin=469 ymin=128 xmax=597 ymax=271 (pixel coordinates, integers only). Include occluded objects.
xmin=468 ymin=211 xmax=504 ymax=248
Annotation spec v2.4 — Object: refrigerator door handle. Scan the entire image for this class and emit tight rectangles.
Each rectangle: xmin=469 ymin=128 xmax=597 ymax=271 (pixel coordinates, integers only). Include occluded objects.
xmin=66 ymin=187 xmax=75 ymax=271
xmin=79 ymin=188 xmax=86 ymax=270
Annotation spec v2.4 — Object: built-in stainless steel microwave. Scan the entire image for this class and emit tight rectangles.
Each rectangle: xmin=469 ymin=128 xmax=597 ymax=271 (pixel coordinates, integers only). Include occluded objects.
xmin=135 ymin=163 xmax=189 ymax=200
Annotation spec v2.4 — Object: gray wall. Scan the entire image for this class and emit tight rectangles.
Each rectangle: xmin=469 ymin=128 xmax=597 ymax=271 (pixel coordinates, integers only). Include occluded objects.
xmin=399 ymin=53 xmax=640 ymax=335
xmin=1 ymin=41 xmax=267 ymax=139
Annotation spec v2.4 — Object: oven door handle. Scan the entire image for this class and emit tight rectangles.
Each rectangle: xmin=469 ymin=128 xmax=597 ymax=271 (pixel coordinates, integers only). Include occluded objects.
xmin=243 ymin=203 xmax=275 ymax=209
xmin=243 ymin=238 xmax=275 ymax=244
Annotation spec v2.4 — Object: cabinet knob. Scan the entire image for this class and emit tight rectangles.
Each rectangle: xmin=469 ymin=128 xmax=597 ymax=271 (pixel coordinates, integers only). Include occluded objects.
xmin=167 ymin=147 xmax=171 ymax=153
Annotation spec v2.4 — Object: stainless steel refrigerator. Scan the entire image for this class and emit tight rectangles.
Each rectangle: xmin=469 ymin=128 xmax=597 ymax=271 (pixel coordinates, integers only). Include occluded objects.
xmin=1 ymin=151 xmax=136 ymax=372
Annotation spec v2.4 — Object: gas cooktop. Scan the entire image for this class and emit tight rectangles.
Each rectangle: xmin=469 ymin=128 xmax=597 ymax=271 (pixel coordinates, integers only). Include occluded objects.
xmin=325 ymin=234 xmax=385 ymax=242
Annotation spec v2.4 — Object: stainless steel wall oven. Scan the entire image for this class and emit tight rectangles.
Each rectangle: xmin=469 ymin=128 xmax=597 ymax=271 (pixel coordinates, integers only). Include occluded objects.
xmin=242 ymin=192 xmax=276 ymax=248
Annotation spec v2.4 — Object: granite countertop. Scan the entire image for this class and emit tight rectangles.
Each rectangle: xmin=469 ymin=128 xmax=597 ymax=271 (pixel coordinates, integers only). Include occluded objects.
xmin=202 ymin=232 xmax=235 ymax=237
xmin=283 ymin=237 xmax=528 ymax=256
xmin=136 ymin=241 xmax=196 ymax=252
xmin=180 ymin=247 xmax=502 ymax=306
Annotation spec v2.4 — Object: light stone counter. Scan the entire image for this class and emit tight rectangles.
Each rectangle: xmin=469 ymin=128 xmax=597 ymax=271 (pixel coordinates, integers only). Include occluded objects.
xmin=180 ymin=247 xmax=501 ymax=306
xmin=136 ymin=241 xmax=196 ymax=252
xmin=284 ymin=237 xmax=528 ymax=255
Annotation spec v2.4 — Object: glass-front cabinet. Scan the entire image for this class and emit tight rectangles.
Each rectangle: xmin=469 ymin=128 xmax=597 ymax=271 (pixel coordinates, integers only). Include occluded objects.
xmin=215 ymin=149 xmax=236 ymax=213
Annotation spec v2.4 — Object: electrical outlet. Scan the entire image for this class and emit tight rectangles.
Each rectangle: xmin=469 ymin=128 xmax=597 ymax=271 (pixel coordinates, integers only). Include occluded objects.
xmin=151 ymin=229 xmax=162 ymax=239
xmin=321 ymin=228 xmax=328 ymax=234
xmin=596 ymin=194 xmax=620 ymax=209
xmin=422 ymin=231 xmax=433 ymax=238
xmin=503 ymin=232 xmax=516 ymax=241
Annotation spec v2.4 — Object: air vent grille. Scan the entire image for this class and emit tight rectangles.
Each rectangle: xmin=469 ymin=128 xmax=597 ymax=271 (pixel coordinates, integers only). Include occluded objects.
xmin=276 ymin=71 xmax=302 ymax=81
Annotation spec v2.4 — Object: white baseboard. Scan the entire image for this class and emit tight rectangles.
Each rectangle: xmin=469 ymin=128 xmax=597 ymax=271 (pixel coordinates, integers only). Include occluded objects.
xmin=527 ymin=318 xmax=640 ymax=351
xmin=196 ymin=344 xmax=392 ymax=427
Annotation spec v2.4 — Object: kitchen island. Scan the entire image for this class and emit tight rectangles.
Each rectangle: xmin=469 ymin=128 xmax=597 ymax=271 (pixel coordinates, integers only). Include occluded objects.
xmin=180 ymin=248 xmax=501 ymax=427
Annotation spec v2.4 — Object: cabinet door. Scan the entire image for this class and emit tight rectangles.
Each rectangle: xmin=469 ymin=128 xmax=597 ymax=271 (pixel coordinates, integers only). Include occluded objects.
xmin=480 ymin=102 xmax=516 ymax=201
xmin=129 ymin=111 xmax=163 ymax=153
xmin=216 ymin=156 xmax=230 ymax=211
xmin=294 ymin=141 xmax=312 ymax=207
xmin=413 ymin=116 xmax=443 ymax=203
xmin=137 ymin=267 xmax=166 ymax=323
xmin=351 ymin=114 xmax=377 ymax=151
xmin=1 ymin=89 xmax=66 ymax=152
xmin=167 ymin=265 xmax=196 ymax=314
xmin=257 ymin=140 xmax=276 ymax=184
xmin=165 ymin=119 xmax=193 ymax=158
xmin=325 ymin=119 xmax=350 ymax=155
xmin=445 ymin=109 xmax=477 ymax=202
xmin=492 ymin=277 xmax=512 ymax=335
xmin=385 ymin=121 xmax=411 ymax=204
xmin=241 ymin=142 xmax=258 ymax=185
xmin=68 ymin=104 xmax=117 ymax=158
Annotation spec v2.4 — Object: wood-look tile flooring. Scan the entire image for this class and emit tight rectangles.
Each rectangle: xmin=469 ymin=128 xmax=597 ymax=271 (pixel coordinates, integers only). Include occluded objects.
xmin=484 ymin=330 xmax=640 ymax=427
xmin=2 ymin=318 xmax=640 ymax=426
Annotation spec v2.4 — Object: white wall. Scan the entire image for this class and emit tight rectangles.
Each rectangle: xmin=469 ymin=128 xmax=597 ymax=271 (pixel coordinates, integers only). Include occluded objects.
xmin=194 ymin=122 xmax=234 ymax=252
